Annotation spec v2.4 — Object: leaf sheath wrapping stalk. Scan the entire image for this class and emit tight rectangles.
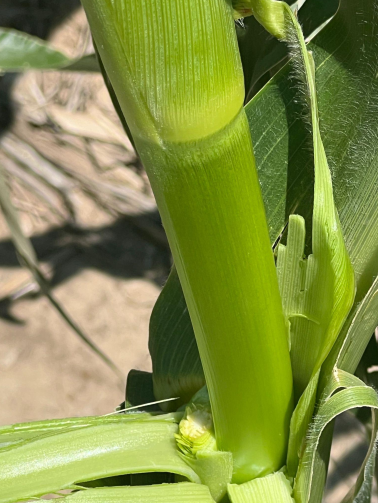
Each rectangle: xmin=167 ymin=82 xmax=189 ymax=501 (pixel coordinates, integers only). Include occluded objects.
xmin=81 ymin=0 xmax=293 ymax=483
xmin=139 ymin=109 xmax=293 ymax=483
xmin=60 ymin=483 xmax=216 ymax=503
xmin=228 ymin=471 xmax=294 ymax=503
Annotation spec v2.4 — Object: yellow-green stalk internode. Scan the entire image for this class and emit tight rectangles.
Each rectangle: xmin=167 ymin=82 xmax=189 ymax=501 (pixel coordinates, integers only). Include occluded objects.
xmin=81 ymin=0 xmax=293 ymax=483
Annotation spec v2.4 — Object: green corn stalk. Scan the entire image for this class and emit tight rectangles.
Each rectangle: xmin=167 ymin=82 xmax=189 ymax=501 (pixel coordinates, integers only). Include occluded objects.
xmin=81 ymin=0 xmax=293 ymax=483
xmin=3 ymin=0 xmax=378 ymax=501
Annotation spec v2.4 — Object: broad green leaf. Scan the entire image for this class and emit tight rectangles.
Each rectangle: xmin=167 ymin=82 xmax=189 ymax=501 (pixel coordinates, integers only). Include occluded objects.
xmin=0 ymin=28 xmax=99 ymax=72
xmin=150 ymin=267 xmax=204 ymax=410
xmin=228 ymin=472 xmax=294 ymax=503
xmin=0 ymin=421 xmax=199 ymax=503
xmin=61 ymin=483 xmax=215 ymax=503
xmin=125 ymin=369 xmax=162 ymax=412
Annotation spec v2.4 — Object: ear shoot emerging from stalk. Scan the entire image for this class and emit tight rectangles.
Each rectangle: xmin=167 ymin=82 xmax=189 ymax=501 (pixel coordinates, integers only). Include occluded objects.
xmin=81 ymin=0 xmax=293 ymax=483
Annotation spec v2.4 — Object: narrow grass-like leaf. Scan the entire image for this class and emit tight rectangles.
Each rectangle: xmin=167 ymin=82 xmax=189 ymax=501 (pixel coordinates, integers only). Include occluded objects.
xmin=293 ymin=369 xmax=377 ymax=502
xmin=341 ymin=413 xmax=378 ymax=503
xmin=294 ymin=375 xmax=378 ymax=503
xmin=0 ymin=421 xmax=200 ymax=503
xmin=0 ymin=167 xmax=122 ymax=379
xmin=323 ymin=275 xmax=378 ymax=379
xmin=61 ymin=483 xmax=215 ymax=503
xmin=308 ymin=277 xmax=378 ymax=500
xmin=0 ymin=28 xmax=99 ymax=72
xmin=227 ymin=472 xmax=294 ymax=503
xmin=286 ymin=371 xmax=319 ymax=476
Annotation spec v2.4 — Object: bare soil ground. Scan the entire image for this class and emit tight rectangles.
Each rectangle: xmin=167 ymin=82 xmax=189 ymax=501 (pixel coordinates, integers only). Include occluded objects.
xmin=0 ymin=6 xmax=170 ymax=424
xmin=0 ymin=3 xmax=375 ymax=502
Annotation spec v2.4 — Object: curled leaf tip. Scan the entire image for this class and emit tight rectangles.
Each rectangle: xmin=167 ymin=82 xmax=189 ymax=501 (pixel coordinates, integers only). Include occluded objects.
xmin=232 ymin=1 xmax=254 ymax=19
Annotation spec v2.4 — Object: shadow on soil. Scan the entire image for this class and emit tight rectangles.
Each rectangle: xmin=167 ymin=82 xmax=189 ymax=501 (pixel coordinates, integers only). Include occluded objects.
xmin=0 ymin=213 xmax=171 ymax=322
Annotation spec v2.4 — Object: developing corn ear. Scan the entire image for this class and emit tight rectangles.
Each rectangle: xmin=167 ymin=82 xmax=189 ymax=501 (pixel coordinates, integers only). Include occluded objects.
xmin=81 ymin=0 xmax=293 ymax=483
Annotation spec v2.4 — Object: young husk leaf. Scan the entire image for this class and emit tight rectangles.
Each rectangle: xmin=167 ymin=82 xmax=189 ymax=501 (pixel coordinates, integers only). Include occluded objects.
xmin=176 ymin=387 xmax=232 ymax=502
xmin=81 ymin=0 xmax=293 ymax=483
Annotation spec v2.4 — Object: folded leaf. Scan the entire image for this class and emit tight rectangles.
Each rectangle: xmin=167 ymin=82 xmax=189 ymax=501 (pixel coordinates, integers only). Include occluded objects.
xmin=0 ymin=412 xmax=180 ymax=451
xmin=294 ymin=370 xmax=378 ymax=503
xmin=323 ymin=275 xmax=378 ymax=380
xmin=228 ymin=472 xmax=294 ymax=503
xmin=61 ymin=483 xmax=215 ymax=503
xmin=0 ymin=421 xmax=199 ymax=503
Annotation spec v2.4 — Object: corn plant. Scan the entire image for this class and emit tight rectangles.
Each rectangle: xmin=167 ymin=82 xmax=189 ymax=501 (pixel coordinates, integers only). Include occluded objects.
xmin=2 ymin=0 xmax=378 ymax=501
